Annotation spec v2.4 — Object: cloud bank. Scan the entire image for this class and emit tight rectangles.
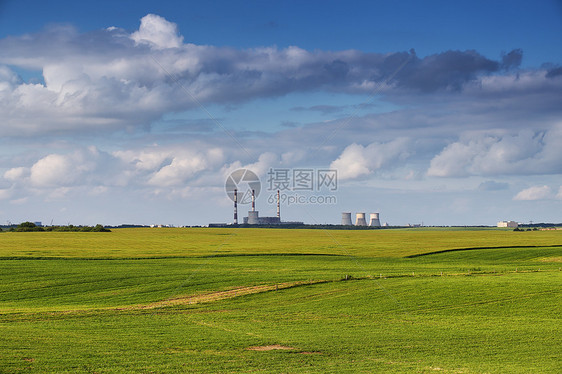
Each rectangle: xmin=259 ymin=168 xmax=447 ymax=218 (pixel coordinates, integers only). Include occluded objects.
xmin=0 ymin=14 xmax=544 ymax=137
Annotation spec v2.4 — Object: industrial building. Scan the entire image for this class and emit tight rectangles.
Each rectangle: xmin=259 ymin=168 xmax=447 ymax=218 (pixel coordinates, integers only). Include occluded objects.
xmin=341 ymin=212 xmax=352 ymax=225
xmin=341 ymin=212 xmax=382 ymax=227
xmin=239 ymin=189 xmax=303 ymax=226
xmin=497 ymin=220 xmax=519 ymax=228
xmin=369 ymin=213 xmax=381 ymax=227
xmin=355 ymin=213 xmax=367 ymax=226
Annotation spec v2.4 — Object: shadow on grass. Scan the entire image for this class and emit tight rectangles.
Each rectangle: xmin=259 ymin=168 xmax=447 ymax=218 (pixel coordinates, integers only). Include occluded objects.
xmin=405 ymin=245 xmax=562 ymax=258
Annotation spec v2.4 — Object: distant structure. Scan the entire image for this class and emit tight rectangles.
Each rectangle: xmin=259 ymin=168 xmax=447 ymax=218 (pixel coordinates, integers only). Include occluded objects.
xmin=355 ymin=213 xmax=367 ymax=226
xmin=247 ymin=189 xmax=260 ymax=224
xmin=242 ymin=189 xmax=303 ymax=225
xmin=276 ymin=190 xmax=280 ymax=218
xmin=497 ymin=220 xmax=518 ymax=228
xmin=369 ymin=213 xmax=381 ymax=227
xmin=233 ymin=188 xmax=238 ymax=225
xmin=341 ymin=212 xmax=382 ymax=227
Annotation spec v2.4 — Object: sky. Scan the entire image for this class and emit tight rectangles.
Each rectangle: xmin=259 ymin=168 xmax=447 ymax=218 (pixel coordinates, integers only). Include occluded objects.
xmin=0 ymin=0 xmax=561 ymax=227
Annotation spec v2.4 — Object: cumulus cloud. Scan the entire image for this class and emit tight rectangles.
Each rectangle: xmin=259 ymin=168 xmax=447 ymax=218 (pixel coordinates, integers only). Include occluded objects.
xmin=330 ymin=138 xmax=410 ymax=180
xmin=113 ymin=146 xmax=225 ymax=188
xmin=4 ymin=167 xmax=28 ymax=182
xmin=0 ymin=13 xmax=545 ymax=137
xmin=427 ymin=128 xmax=562 ymax=177
xmin=220 ymin=152 xmax=280 ymax=182
xmin=513 ymin=185 xmax=553 ymax=201
xmin=30 ymin=154 xmax=77 ymax=187
xmin=0 ymin=143 xmax=230 ymax=202
xmin=130 ymin=14 xmax=184 ymax=49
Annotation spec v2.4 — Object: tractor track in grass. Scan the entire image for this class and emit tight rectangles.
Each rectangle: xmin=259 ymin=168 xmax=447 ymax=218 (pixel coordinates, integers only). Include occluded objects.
xmin=116 ymin=279 xmax=330 ymax=310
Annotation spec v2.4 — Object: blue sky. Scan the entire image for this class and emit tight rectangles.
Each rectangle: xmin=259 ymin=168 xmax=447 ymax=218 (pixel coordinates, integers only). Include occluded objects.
xmin=0 ymin=0 xmax=561 ymax=226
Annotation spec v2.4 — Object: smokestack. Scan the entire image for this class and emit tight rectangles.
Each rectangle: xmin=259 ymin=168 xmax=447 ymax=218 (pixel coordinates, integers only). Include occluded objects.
xmin=277 ymin=190 xmax=280 ymax=218
xmin=233 ymin=189 xmax=238 ymax=225
xmin=341 ymin=212 xmax=352 ymax=226
xmin=369 ymin=213 xmax=381 ymax=227
xmin=355 ymin=213 xmax=367 ymax=226
xmin=251 ymin=189 xmax=255 ymax=212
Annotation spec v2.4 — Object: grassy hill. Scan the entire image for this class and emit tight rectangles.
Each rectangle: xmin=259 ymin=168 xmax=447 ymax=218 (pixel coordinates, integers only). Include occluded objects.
xmin=0 ymin=228 xmax=560 ymax=373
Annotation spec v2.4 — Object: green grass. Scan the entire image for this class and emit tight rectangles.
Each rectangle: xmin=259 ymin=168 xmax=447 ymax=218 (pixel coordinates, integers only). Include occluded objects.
xmin=0 ymin=228 xmax=561 ymax=373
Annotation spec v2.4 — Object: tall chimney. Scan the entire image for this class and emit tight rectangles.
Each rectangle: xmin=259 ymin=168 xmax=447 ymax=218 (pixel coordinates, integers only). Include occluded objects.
xmin=233 ymin=189 xmax=238 ymax=225
xmin=276 ymin=190 xmax=280 ymax=218
xmin=251 ymin=189 xmax=255 ymax=212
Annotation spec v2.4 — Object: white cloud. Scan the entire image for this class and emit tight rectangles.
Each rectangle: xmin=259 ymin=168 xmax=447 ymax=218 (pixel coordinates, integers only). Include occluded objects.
xmin=114 ymin=146 xmax=225 ymax=188
xmin=130 ymin=14 xmax=184 ymax=49
xmin=427 ymin=138 xmax=491 ymax=177
xmin=428 ymin=129 xmax=562 ymax=177
xmin=4 ymin=167 xmax=28 ymax=182
xmin=513 ymin=185 xmax=553 ymax=201
xmin=330 ymin=138 xmax=410 ymax=180
xmin=148 ymin=156 xmax=207 ymax=187
xmin=30 ymin=154 xmax=77 ymax=187
xmin=242 ymin=152 xmax=279 ymax=177
xmin=0 ymin=65 xmax=22 ymax=91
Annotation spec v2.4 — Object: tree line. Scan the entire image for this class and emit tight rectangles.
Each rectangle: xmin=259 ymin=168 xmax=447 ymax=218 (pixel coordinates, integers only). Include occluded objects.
xmin=2 ymin=222 xmax=110 ymax=232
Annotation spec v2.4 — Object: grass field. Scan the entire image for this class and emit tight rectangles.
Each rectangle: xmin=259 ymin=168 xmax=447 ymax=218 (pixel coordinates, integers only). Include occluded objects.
xmin=0 ymin=228 xmax=561 ymax=373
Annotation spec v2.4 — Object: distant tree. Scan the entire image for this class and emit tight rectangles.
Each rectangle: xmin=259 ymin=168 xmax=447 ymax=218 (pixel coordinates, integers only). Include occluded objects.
xmin=16 ymin=222 xmax=44 ymax=232
xmin=12 ymin=222 xmax=109 ymax=233
xmin=92 ymin=224 xmax=110 ymax=232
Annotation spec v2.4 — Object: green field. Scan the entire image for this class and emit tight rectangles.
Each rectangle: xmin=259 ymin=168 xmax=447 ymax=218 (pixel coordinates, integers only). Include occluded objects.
xmin=0 ymin=228 xmax=561 ymax=373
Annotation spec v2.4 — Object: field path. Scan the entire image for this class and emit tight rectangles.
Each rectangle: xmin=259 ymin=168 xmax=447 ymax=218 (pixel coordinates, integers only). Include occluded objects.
xmin=117 ymin=280 xmax=328 ymax=310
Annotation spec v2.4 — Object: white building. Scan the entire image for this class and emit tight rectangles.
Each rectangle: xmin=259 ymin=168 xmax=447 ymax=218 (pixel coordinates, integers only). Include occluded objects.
xmin=497 ymin=221 xmax=518 ymax=228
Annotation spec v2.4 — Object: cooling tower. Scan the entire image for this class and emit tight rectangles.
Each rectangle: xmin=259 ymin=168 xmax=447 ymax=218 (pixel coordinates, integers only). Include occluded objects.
xmin=369 ymin=213 xmax=381 ymax=227
xmin=247 ymin=211 xmax=259 ymax=225
xmin=355 ymin=213 xmax=367 ymax=226
xmin=341 ymin=212 xmax=352 ymax=226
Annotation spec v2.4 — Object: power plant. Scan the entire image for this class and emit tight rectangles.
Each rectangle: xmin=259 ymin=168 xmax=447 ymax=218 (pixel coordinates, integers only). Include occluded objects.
xmin=217 ymin=188 xmax=385 ymax=227
xmin=355 ymin=213 xmax=367 ymax=226
xmin=369 ymin=213 xmax=381 ymax=227
xmin=239 ymin=189 xmax=303 ymax=225
xmin=340 ymin=212 xmax=382 ymax=227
